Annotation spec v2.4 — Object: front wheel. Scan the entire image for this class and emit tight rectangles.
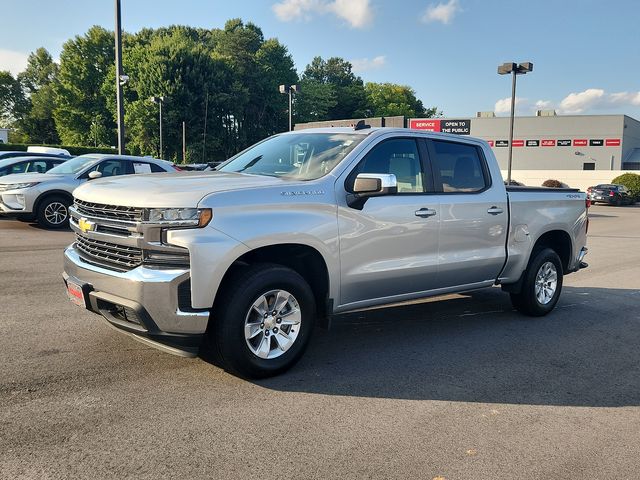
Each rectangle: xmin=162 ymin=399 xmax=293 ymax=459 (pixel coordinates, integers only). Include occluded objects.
xmin=510 ymin=248 xmax=563 ymax=316
xmin=36 ymin=195 xmax=71 ymax=229
xmin=210 ymin=264 xmax=316 ymax=378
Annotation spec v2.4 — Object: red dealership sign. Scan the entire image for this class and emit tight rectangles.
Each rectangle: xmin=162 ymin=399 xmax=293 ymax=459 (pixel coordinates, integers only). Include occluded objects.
xmin=409 ymin=119 xmax=441 ymax=131
xmin=512 ymin=140 xmax=524 ymax=147
xmin=573 ymin=139 xmax=588 ymax=146
xmin=541 ymin=140 xmax=556 ymax=147
xmin=605 ymin=139 xmax=621 ymax=146
xmin=487 ymin=140 xmax=494 ymax=147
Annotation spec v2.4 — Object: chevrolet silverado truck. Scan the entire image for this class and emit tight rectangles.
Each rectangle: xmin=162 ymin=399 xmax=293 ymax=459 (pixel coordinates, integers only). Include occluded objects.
xmin=62 ymin=127 xmax=588 ymax=378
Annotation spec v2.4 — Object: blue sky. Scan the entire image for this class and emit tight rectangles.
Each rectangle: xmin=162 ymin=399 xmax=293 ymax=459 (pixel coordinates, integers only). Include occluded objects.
xmin=2 ymin=0 xmax=639 ymax=118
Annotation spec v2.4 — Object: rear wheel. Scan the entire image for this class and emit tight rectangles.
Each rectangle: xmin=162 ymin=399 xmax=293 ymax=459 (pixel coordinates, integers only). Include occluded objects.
xmin=210 ymin=264 xmax=316 ymax=378
xmin=510 ymin=248 xmax=563 ymax=316
xmin=36 ymin=195 xmax=71 ymax=229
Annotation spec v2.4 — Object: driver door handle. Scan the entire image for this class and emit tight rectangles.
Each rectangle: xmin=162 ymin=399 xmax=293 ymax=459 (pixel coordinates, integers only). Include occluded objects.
xmin=487 ymin=206 xmax=504 ymax=215
xmin=415 ymin=208 xmax=437 ymax=218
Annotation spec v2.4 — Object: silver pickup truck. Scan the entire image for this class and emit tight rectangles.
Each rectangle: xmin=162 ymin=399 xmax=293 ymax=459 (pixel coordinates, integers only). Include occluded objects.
xmin=62 ymin=127 xmax=588 ymax=378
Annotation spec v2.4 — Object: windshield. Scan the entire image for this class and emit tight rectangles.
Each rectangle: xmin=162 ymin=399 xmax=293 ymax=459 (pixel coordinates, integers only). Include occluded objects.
xmin=47 ymin=155 xmax=101 ymax=175
xmin=218 ymin=133 xmax=366 ymax=180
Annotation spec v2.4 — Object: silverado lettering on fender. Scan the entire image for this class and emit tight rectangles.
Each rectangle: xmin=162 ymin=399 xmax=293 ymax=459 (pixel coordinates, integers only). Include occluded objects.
xmin=63 ymin=127 xmax=588 ymax=378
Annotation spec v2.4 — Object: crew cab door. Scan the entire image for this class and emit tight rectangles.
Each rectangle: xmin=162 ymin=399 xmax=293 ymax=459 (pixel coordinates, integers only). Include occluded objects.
xmin=337 ymin=137 xmax=440 ymax=308
xmin=425 ymin=138 xmax=508 ymax=288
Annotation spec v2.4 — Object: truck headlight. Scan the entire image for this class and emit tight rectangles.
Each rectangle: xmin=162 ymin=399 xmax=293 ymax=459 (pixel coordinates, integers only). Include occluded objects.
xmin=8 ymin=182 xmax=40 ymax=190
xmin=145 ymin=207 xmax=212 ymax=227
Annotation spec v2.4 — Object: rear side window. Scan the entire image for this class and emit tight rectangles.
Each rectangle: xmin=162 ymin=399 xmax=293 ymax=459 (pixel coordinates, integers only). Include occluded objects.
xmin=150 ymin=163 xmax=167 ymax=173
xmin=431 ymin=140 xmax=487 ymax=193
xmin=348 ymin=138 xmax=427 ymax=193
xmin=26 ymin=160 xmax=47 ymax=173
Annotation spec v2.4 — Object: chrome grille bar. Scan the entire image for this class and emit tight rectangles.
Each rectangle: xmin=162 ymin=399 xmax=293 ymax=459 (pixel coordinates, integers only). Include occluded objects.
xmin=74 ymin=199 xmax=143 ymax=222
xmin=75 ymin=234 xmax=142 ymax=270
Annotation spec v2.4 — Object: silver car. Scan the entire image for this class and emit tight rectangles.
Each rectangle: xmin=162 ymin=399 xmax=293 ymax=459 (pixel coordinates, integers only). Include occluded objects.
xmin=0 ymin=154 xmax=176 ymax=229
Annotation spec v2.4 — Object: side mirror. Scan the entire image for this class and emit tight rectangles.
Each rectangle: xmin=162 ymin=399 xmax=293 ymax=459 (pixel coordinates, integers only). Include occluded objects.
xmin=347 ymin=173 xmax=397 ymax=209
xmin=88 ymin=171 xmax=103 ymax=180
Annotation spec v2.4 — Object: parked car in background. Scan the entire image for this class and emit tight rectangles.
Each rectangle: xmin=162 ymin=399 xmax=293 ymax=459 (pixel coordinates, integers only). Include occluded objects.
xmin=0 ymin=154 xmax=177 ymax=228
xmin=0 ymin=155 xmax=70 ymax=177
xmin=0 ymin=151 xmax=73 ymax=161
xmin=27 ymin=146 xmax=71 ymax=156
xmin=587 ymin=184 xmax=635 ymax=206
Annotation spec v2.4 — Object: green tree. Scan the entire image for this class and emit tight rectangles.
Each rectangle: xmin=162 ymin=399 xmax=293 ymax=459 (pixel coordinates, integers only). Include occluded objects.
xmin=53 ymin=26 xmax=116 ymax=146
xmin=294 ymin=79 xmax=337 ymax=123
xmin=16 ymin=48 xmax=60 ymax=144
xmin=300 ymin=57 xmax=368 ymax=121
xmin=0 ymin=71 xmax=27 ymax=128
xmin=365 ymin=82 xmax=438 ymax=118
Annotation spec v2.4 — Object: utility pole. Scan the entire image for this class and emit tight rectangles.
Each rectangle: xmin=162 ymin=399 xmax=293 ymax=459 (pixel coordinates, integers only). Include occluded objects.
xmin=150 ymin=96 xmax=165 ymax=159
xmin=498 ymin=62 xmax=533 ymax=184
xmin=279 ymin=84 xmax=299 ymax=132
xmin=114 ymin=0 xmax=126 ymax=154
xmin=182 ymin=121 xmax=186 ymax=163
xmin=202 ymin=91 xmax=209 ymax=161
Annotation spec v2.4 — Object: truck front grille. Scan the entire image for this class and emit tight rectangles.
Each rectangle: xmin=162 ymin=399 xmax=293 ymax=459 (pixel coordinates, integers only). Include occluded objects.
xmin=74 ymin=199 xmax=143 ymax=222
xmin=75 ymin=234 xmax=143 ymax=270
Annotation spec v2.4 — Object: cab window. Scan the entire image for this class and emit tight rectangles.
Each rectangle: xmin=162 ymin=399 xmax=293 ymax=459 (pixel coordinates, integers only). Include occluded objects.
xmin=430 ymin=140 xmax=488 ymax=193
xmin=348 ymin=138 xmax=427 ymax=193
xmin=94 ymin=159 xmax=132 ymax=177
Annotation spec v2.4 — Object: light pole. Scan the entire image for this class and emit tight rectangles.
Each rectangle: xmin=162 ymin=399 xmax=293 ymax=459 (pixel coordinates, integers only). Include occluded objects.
xmin=150 ymin=96 xmax=165 ymax=159
xmin=497 ymin=61 xmax=533 ymax=184
xmin=114 ymin=0 xmax=126 ymax=154
xmin=279 ymin=84 xmax=299 ymax=131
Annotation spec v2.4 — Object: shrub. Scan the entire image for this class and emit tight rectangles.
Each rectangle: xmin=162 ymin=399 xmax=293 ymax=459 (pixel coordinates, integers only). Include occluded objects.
xmin=612 ymin=173 xmax=640 ymax=200
xmin=0 ymin=142 xmax=116 ymax=156
xmin=504 ymin=179 xmax=524 ymax=186
xmin=542 ymin=179 xmax=566 ymax=188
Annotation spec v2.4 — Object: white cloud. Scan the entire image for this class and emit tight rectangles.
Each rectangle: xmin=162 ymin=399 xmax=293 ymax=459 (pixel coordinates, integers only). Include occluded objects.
xmin=272 ymin=0 xmax=373 ymax=28
xmin=351 ymin=55 xmax=386 ymax=72
xmin=535 ymin=100 xmax=554 ymax=110
xmin=0 ymin=48 xmax=29 ymax=76
xmin=495 ymin=96 xmax=526 ymax=114
xmin=422 ymin=0 xmax=461 ymax=25
xmin=558 ymin=88 xmax=605 ymax=114
xmin=609 ymin=91 xmax=640 ymax=106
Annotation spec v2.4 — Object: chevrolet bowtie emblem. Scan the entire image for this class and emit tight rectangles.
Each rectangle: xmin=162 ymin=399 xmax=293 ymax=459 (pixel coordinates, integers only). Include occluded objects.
xmin=78 ymin=217 xmax=96 ymax=233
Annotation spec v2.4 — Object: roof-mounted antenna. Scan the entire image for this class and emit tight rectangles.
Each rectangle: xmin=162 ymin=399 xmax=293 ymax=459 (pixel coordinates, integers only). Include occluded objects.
xmin=354 ymin=120 xmax=371 ymax=131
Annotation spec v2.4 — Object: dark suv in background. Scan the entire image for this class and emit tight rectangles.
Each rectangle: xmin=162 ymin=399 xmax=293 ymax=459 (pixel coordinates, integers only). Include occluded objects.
xmin=587 ymin=184 xmax=635 ymax=206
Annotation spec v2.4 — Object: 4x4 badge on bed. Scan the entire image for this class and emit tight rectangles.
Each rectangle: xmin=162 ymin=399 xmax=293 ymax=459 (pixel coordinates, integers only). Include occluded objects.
xmin=78 ymin=218 xmax=96 ymax=233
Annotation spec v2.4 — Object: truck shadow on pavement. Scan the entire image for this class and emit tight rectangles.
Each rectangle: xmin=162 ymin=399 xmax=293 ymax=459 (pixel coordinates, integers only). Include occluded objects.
xmin=252 ymin=286 xmax=640 ymax=407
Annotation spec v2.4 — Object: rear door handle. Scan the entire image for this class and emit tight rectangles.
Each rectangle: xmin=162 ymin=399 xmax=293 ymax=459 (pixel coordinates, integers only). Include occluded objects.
xmin=415 ymin=208 xmax=437 ymax=218
xmin=487 ymin=206 xmax=504 ymax=215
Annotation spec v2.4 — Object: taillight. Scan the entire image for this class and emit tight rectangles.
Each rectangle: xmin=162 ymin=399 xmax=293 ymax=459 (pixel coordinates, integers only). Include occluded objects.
xmin=586 ymin=199 xmax=591 ymax=209
xmin=609 ymin=191 xmax=615 ymax=196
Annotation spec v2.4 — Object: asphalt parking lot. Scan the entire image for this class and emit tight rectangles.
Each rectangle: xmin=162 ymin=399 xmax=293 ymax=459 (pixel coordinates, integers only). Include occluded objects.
xmin=1 ymin=205 xmax=640 ymax=480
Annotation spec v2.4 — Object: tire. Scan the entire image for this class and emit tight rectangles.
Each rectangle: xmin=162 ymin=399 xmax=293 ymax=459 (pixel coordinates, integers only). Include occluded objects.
xmin=36 ymin=195 xmax=71 ymax=229
xmin=210 ymin=263 xmax=316 ymax=379
xmin=510 ymin=248 xmax=563 ymax=317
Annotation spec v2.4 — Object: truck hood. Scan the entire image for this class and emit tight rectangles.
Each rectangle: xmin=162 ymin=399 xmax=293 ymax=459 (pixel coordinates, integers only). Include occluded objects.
xmin=73 ymin=171 xmax=296 ymax=207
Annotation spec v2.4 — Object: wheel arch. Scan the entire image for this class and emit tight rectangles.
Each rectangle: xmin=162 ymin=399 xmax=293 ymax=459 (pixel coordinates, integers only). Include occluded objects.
xmin=213 ymin=243 xmax=332 ymax=322
xmin=33 ymin=189 xmax=74 ymax=213
xmin=531 ymin=229 xmax=572 ymax=273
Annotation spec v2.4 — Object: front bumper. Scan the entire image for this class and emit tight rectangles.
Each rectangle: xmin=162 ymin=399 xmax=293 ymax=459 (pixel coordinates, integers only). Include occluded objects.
xmin=63 ymin=244 xmax=209 ymax=357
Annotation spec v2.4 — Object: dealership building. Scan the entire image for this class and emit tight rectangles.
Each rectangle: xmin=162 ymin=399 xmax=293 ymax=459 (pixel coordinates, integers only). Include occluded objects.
xmin=408 ymin=113 xmax=640 ymax=171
